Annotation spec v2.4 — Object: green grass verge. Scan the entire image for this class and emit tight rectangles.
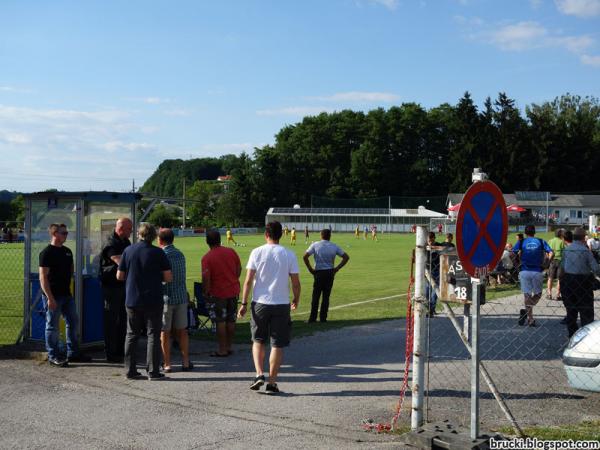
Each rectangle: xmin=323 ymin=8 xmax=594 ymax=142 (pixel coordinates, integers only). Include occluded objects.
xmin=498 ymin=420 xmax=600 ymax=441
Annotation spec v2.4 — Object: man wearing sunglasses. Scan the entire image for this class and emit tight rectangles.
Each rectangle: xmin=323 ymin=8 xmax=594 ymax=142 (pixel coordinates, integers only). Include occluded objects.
xmin=39 ymin=223 xmax=90 ymax=367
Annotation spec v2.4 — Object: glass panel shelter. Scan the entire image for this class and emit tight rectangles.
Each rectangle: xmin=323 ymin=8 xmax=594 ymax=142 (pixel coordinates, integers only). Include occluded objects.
xmin=24 ymin=192 xmax=141 ymax=345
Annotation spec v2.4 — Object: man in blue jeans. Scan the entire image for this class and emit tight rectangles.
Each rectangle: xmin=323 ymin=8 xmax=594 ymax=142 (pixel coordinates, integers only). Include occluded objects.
xmin=39 ymin=223 xmax=90 ymax=367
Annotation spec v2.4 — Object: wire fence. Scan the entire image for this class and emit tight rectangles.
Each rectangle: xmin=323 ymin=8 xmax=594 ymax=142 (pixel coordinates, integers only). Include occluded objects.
xmin=0 ymin=242 xmax=24 ymax=346
xmin=421 ymin=229 xmax=600 ymax=431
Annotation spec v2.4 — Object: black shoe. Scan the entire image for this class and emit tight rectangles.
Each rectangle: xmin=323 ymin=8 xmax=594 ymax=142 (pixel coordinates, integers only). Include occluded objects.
xmin=126 ymin=371 xmax=145 ymax=380
xmin=306 ymin=319 xmax=316 ymax=324
xmin=250 ymin=375 xmax=265 ymax=390
xmin=320 ymin=319 xmax=327 ymax=323
xmin=48 ymin=358 xmax=68 ymax=367
xmin=106 ymin=356 xmax=124 ymax=363
xmin=181 ymin=362 xmax=194 ymax=372
xmin=147 ymin=373 xmax=166 ymax=381
xmin=518 ymin=309 xmax=527 ymax=326
xmin=68 ymin=353 xmax=92 ymax=363
xmin=265 ymin=383 xmax=280 ymax=394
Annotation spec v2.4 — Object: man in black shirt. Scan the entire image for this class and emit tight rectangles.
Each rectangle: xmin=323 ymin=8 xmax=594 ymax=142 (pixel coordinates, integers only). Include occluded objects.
xmin=99 ymin=217 xmax=132 ymax=363
xmin=39 ymin=223 xmax=89 ymax=366
xmin=117 ymin=223 xmax=172 ymax=380
xmin=426 ymin=232 xmax=443 ymax=317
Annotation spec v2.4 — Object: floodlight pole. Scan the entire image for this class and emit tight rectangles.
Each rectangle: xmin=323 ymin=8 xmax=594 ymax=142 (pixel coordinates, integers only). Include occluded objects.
xmin=411 ymin=226 xmax=427 ymax=430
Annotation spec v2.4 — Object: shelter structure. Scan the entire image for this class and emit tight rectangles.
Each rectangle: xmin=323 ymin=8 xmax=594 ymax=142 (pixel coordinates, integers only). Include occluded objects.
xmin=23 ymin=191 xmax=141 ymax=345
xmin=265 ymin=206 xmax=446 ymax=232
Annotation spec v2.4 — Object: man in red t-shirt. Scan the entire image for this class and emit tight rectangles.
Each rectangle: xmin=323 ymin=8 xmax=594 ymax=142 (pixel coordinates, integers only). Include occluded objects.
xmin=201 ymin=229 xmax=242 ymax=356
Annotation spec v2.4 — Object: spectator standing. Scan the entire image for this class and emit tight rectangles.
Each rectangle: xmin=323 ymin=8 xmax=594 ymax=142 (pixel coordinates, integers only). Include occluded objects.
xmin=559 ymin=227 xmax=600 ymax=337
xmin=426 ymin=232 xmax=443 ymax=317
xmin=99 ymin=217 xmax=132 ymax=363
xmin=238 ymin=221 xmax=300 ymax=394
xmin=303 ymin=229 xmax=350 ymax=323
xmin=546 ymin=229 xmax=565 ymax=300
xmin=441 ymin=233 xmax=455 ymax=249
xmin=39 ymin=224 xmax=89 ymax=366
xmin=117 ymin=224 xmax=172 ymax=380
xmin=158 ymin=228 xmax=192 ymax=372
xmin=587 ymin=233 xmax=600 ymax=263
xmin=201 ymin=229 xmax=242 ymax=357
xmin=512 ymin=225 xmax=553 ymax=327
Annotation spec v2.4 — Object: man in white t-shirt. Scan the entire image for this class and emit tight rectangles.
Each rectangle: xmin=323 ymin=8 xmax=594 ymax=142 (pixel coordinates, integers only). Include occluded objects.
xmin=238 ymin=221 xmax=301 ymax=394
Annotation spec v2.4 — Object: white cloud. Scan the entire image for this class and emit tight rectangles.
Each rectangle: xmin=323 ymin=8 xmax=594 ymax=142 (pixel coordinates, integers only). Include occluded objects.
xmin=369 ymin=0 xmax=400 ymax=10
xmin=0 ymin=85 xmax=33 ymax=94
xmin=555 ymin=0 xmax=600 ymax=17
xmin=102 ymin=141 xmax=154 ymax=152
xmin=313 ymin=91 xmax=400 ymax=103
xmin=470 ymin=20 xmax=595 ymax=63
xmin=0 ymin=130 xmax=31 ymax=145
xmin=489 ymin=21 xmax=548 ymax=51
xmin=581 ymin=54 xmax=600 ymax=66
xmin=256 ymin=106 xmax=336 ymax=117
xmin=530 ymin=0 xmax=543 ymax=8
xmin=143 ymin=97 xmax=171 ymax=104
xmin=0 ymin=104 xmax=162 ymax=191
xmin=164 ymin=109 xmax=193 ymax=117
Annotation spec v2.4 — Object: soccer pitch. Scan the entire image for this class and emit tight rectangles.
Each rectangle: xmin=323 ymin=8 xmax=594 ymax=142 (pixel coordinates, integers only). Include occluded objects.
xmin=0 ymin=230 xmax=543 ymax=345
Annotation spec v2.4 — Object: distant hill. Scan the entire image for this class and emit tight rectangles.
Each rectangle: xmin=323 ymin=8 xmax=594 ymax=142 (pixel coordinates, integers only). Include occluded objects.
xmin=140 ymin=155 xmax=239 ymax=197
xmin=0 ymin=190 xmax=19 ymax=203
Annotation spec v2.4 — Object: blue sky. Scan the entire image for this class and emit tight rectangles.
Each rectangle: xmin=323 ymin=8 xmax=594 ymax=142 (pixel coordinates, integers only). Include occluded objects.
xmin=1 ymin=0 xmax=599 ymax=193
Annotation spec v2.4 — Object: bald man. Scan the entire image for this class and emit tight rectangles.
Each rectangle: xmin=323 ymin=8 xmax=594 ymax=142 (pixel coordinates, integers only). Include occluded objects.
xmin=100 ymin=217 xmax=133 ymax=363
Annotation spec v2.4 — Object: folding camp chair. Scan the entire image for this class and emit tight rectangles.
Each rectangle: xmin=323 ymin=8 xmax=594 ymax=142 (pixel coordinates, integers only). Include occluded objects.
xmin=192 ymin=282 xmax=214 ymax=334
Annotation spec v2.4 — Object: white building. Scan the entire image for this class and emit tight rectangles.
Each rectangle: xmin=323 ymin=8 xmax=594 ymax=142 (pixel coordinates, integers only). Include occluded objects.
xmin=265 ymin=206 xmax=447 ymax=232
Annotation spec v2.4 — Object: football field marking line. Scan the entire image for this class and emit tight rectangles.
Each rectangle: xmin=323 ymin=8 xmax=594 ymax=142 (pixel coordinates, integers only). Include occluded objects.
xmin=294 ymin=293 xmax=406 ymax=316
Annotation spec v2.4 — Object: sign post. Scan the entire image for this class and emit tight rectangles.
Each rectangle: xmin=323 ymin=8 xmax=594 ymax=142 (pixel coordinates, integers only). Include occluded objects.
xmin=455 ymin=169 xmax=507 ymax=441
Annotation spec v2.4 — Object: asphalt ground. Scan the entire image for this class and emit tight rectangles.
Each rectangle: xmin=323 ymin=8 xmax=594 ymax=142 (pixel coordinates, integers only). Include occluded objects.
xmin=1 ymin=296 xmax=599 ymax=449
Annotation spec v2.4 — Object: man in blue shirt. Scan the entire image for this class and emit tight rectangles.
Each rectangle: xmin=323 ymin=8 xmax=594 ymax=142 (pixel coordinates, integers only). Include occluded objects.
xmin=559 ymin=227 xmax=600 ymax=337
xmin=303 ymin=229 xmax=349 ymax=323
xmin=512 ymin=225 xmax=553 ymax=327
xmin=117 ymin=224 xmax=172 ymax=380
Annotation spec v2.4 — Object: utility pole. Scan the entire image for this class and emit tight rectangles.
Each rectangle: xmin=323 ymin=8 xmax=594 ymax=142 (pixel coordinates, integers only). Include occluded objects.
xmin=182 ymin=179 xmax=186 ymax=230
xmin=132 ymin=179 xmax=135 ymax=193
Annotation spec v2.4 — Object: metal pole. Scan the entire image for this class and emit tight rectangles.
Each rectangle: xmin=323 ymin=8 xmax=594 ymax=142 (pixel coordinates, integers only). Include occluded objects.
xmin=546 ymin=191 xmax=549 ymax=232
xmin=470 ymin=277 xmax=481 ymax=440
xmin=411 ymin=226 xmax=427 ymax=430
xmin=182 ymin=179 xmax=186 ymax=230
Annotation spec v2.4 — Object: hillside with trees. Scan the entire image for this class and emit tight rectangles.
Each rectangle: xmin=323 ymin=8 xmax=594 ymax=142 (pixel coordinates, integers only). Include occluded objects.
xmin=139 ymin=92 xmax=600 ymax=226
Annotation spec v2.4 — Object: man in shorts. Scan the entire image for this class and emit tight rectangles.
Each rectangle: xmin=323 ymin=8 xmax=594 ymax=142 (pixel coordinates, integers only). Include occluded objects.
xmin=158 ymin=228 xmax=192 ymax=372
xmin=238 ymin=221 xmax=301 ymax=394
xmin=512 ymin=224 xmax=553 ymax=327
xmin=202 ymin=229 xmax=242 ymax=357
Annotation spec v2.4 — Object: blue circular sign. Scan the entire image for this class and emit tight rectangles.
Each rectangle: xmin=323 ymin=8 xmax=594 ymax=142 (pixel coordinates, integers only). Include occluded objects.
xmin=456 ymin=181 xmax=508 ymax=278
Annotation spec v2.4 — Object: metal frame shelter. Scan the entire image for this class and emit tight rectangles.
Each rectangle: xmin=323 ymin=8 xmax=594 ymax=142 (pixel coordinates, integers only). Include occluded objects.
xmin=23 ymin=191 xmax=141 ymax=345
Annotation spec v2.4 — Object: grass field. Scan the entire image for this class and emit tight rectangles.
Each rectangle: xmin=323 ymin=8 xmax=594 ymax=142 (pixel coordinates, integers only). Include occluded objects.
xmin=0 ymin=231 xmax=554 ymax=345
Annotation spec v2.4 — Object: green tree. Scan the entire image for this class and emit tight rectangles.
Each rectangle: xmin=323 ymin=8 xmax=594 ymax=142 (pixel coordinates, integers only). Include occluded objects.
xmin=146 ymin=203 xmax=180 ymax=228
xmin=186 ymin=180 xmax=222 ymax=226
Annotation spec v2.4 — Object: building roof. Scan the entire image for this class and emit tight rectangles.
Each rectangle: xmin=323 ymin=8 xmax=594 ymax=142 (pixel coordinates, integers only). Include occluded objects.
xmin=267 ymin=206 xmax=446 ymax=218
xmin=447 ymin=192 xmax=600 ymax=209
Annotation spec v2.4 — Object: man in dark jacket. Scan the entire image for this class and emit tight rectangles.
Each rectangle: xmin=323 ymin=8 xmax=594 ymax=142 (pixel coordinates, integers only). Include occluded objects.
xmin=117 ymin=223 xmax=172 ymax=380
xmin=100 ymin=217 xmax=132 ymax=363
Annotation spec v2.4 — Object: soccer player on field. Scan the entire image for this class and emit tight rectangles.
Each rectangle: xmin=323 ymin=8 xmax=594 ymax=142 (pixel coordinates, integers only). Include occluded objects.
xmin=226 ymin=228 xmax=237 ymax=246
xmin=290 ymin=227 xmax=297 ymax=245
xmin=371 ymin=225 xmax=378 ymax=241
xmin=354 ymin=225 xmax=360 ymax=239
xmin=304 ymin=225 xmax=310 ymax=244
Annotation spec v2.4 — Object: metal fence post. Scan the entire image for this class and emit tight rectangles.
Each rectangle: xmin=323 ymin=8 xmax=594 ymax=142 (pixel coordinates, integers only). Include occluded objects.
xmin=470 ymin=277 xmax=482 ymax=440
xmin=411 ymin=226 xmax=427 ymax=430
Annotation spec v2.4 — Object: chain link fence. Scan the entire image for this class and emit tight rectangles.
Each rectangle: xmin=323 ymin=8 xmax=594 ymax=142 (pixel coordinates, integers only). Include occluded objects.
xmin=0 ymin=240 xmax=24 ymax=346
xmin=421 ymin=227 xmax=600 ymax=431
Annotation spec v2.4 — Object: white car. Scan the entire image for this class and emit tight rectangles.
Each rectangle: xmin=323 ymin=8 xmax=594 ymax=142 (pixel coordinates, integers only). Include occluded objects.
xmin=563 ymin=320 xmax=600 ymax=392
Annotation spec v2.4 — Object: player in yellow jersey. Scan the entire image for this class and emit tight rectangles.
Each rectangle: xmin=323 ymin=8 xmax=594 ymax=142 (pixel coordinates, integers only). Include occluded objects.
xmin=283 ymin=225 xmax=289 ymax=237
xmin=290 ymin=227 xmax=297 ymax=245
xmin=354 ymin=225 xmax=360 ymax=239
xmin=226 ymin=228 xmax=237 ymax=246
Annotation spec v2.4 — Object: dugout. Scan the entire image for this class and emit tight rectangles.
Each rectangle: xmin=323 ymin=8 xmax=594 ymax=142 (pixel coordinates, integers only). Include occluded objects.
xmin=23 ymin=192 xmax=141 ymax=345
